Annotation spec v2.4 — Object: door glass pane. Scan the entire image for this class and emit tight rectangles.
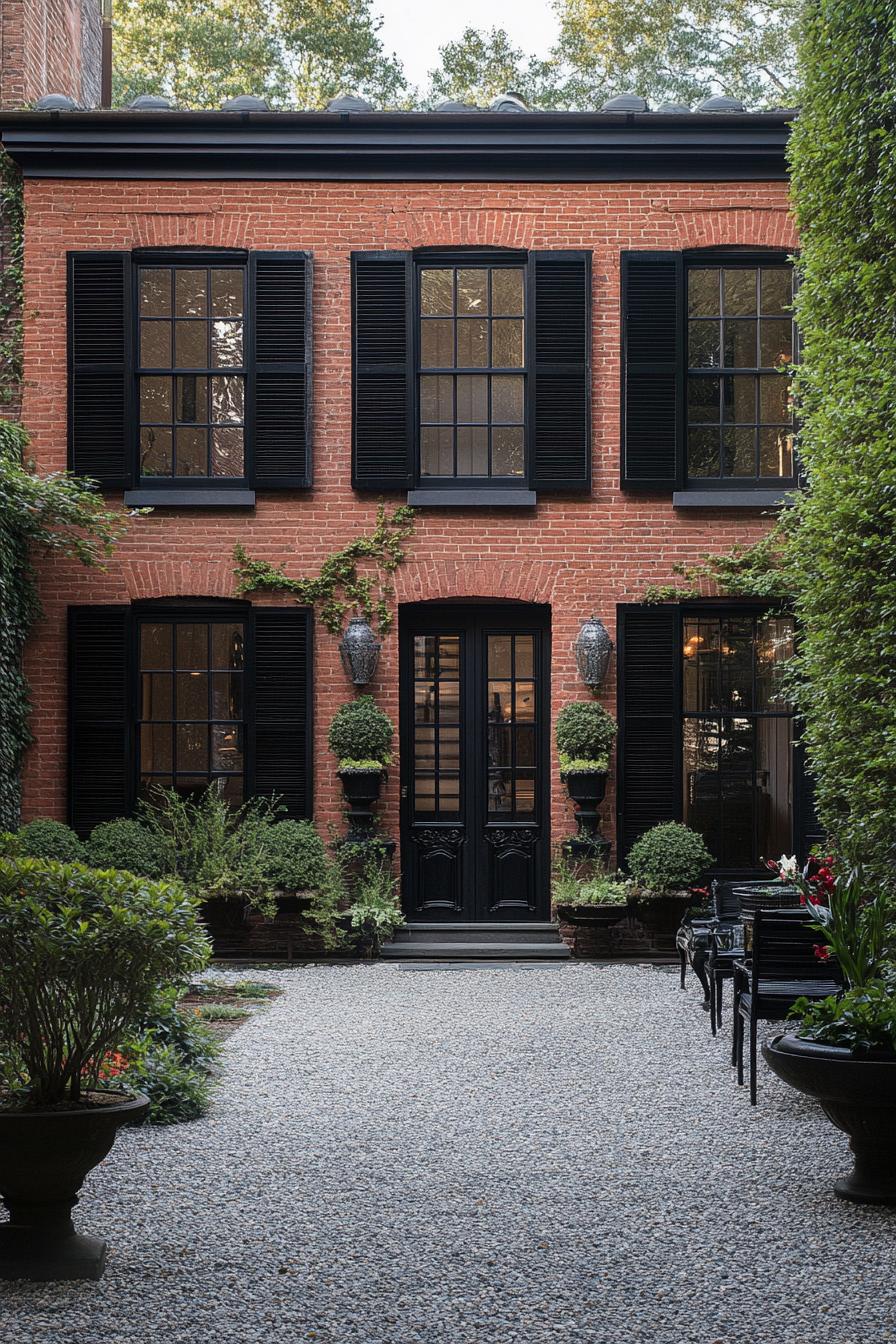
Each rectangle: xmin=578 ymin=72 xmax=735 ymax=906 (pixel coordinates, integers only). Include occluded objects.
xmin=488 ymin=636 xmax=512 ymax=678
xmin=412 ymin=633 xmax=463 ymax=820
xmin=486 ymin=634 xmax=539 ymax=821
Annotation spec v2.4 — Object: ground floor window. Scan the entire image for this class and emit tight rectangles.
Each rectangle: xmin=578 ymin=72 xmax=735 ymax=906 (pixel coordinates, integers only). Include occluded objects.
xmin=681 ymin=613 xmax=795 ymax=869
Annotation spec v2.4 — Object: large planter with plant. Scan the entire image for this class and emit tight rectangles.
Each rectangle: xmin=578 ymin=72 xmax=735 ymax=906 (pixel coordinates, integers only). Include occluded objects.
xmin=625 ymin=822 xmax=714 ymax=945
xmin=556 ymin=701 xmax=617 ymax=860
xmin=328 ymin=696 xmax=395 ymax=845
xmin=0 ymin=856 xmax=209 ymax=1280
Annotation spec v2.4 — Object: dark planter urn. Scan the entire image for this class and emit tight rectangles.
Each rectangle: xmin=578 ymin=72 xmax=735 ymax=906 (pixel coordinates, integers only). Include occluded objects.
xmin=763 ymin=1034 xmax=896 ymax=1205
xmin=0 ymin=1091 xmax=149 ymax=1281
xmin=555 ymin=902 xmax=628 ymax=929
xmin=338 ymin=768 xmax=384 ymax=843
xmin=563 ymin=770 xmax=610 ymax=863
xmin=630 ymin=891 xmax=695 ymax=941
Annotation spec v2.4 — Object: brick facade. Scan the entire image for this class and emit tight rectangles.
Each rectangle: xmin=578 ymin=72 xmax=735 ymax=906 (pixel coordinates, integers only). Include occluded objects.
xmin=0 ymin=0 xmax=101 ymax=109
xmin=17 ymin=176 xmax=797 ymax=862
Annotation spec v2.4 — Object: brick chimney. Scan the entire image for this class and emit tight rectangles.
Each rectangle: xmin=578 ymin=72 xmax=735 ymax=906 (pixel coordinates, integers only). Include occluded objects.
xmin=0 ymin=0 xmax=103 ymax=109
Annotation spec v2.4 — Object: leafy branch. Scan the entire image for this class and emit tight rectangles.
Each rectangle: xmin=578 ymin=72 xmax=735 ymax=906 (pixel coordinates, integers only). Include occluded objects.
xmin=234 ymin=502 xmax=416 ymax=636
xmin=642 ymin=510 xmax=795 ymax=604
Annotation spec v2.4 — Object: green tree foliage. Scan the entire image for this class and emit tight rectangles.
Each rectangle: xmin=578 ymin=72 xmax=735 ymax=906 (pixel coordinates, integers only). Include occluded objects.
xmin=787 ymin=0 xmax=896 ymax=886
xmin=426 ymin=1 xmax=797 ymax=109
xmin=112 ymin=0 xmax=408 ymax=109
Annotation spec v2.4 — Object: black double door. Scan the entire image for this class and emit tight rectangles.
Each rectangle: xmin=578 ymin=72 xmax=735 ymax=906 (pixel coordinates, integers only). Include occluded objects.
xmin=399 ymin=603 xmax=551 ymax=922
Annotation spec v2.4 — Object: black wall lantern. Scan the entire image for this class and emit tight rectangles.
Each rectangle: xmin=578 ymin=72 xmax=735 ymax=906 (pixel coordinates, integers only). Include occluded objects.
xmin=339 ymin=616 xmax=381 ymax=687
xmin=575 ymin=617 xmax=613 ymax=690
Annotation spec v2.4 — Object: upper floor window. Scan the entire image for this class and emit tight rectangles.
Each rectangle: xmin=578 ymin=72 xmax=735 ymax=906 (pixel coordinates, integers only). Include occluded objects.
xmin=138 ymin=264 xmax=247 ymax=481
xmin=686 ymin=263 xmax=794 ymax=483
xmin=418 ymin=264 xmax=526 ymax=481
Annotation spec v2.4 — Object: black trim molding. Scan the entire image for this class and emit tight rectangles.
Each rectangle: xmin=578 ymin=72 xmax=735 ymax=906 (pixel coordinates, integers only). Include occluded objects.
xmin=0 ymin=110 xmax=794 ymax=182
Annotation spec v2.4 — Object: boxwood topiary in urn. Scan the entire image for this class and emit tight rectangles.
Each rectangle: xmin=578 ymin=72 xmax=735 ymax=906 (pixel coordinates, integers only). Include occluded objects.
xmin=555 ymin=701 xmax=617 ymax=858
xmin=626 ymin=822 xmax=715 ymax=941
xmin=0 ymin=857 xmax=210 ymax=1281
xmin=329 ymin=697 xmax=395 ymax=842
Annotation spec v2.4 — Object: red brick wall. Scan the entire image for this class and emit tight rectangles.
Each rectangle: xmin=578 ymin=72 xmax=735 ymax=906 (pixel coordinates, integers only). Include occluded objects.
xmin=18 ymin=176 xmax=797 ymax=859
xmin=0 ymin=0 xmax=101 ymax=109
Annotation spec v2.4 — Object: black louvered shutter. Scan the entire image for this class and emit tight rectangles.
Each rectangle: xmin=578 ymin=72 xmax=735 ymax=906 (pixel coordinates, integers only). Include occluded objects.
xmin=250 ymin=252 xmax=312 ymax=487
xmin=68 ymin=252 xmax=131 ymax=488
xmin=796 ymin=743 xmax=825 ymax=860
xmin=530 ymin=251 xmax=591 ymax=492
xmin=620 ymin=252 xmax=683 ymax=490
xmin=351 ymin=252 xmax=413 ymax=490
xmin=617 ymin=605 xmax=681 ymax=859
xmin=252 ymin=609 xmax=313 ymax=819
xmin=69 ymin=606 xmax=131 ymax=835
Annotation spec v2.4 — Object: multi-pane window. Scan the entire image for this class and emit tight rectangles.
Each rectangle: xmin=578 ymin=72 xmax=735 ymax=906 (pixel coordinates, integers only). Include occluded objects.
xmin=413 ymin=634 xmax=461 ymax=817
xmin=686 ymin=264 xmax=794 ymax=482
xmin=138 ymin=265 xmax=246 ymax=480
xmin=138 ymin=617 xmax=245 ymax=802
xmin=418 ymin=265 xmax=526 ymax=480
xmin=486 ymin=634 xmax=537 ymax=819
xmin=682 ymin=614 xmax=795 ymax=869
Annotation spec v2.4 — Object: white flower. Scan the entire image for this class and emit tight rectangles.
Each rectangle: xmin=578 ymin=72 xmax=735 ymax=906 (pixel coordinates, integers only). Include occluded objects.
xmin=777 ymin=854 xmax=798 ymax=879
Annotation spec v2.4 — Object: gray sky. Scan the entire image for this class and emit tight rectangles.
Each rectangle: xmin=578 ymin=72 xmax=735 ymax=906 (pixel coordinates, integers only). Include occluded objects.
xmin=373 ymin=0 xmax=559 ymax=89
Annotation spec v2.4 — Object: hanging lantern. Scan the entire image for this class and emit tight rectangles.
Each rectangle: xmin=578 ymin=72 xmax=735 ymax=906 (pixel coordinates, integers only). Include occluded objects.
xmin=575 ymin=617 xmax=613 ymax=690
xmin=339 ymin=616 xmax=381 ymax=687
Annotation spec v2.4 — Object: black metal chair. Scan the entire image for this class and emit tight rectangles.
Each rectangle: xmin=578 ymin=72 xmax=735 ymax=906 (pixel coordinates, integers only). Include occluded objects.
xmin=676 ymin=899 xmax=715 ymax=1007
xmin=732 ymin=907 xmax=841 ymax=1104
xmin=708 ymin=881 xmax=802 ymax=1035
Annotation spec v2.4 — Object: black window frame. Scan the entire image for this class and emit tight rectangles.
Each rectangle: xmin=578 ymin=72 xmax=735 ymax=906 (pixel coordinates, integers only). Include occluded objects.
xmin=412 ymin=247 xmax=531 ymax=493
xmin=132 ymin=249 xmax=252 ymax=495
xmin=683 ymin=248 xmax=797 ymax=492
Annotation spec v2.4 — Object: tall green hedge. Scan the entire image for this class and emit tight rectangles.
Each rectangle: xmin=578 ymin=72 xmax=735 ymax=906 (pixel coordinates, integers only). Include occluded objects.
xmin=788 ymin=0 xmax=896 ymax=882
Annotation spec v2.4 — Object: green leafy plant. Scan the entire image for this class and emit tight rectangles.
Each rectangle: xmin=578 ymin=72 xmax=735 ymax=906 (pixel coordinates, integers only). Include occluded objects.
xmin=15 ymin=818 xmax=84 ymax=863
xmin=137 ymin=782 xmax=280 ymax=917
xmin=234 ymin=502 xmax=415 ymax=637
xmin=767 ymin=856 xmax=889 ymax=990
xmin=193 ymin=1003 xmax=250 ymax=1022
xmin=790 ymin=970 xmax=896 ymax=1056
xmin=0 ymin=857 xmax=210 ymax=1107
xmin=555 ymin=701 xmax=617 ymax=774
xmin=86 ymin=817 xmax=173 ymax=879
xmin=328 ymin=696 xmax=394 ymax=769
xmin=627 ymin=822 xmax=714 ymax=894
xmin=260 ymin=819 xmax=329 ymax=892
xmin=231 ymin=980 xmax=278 ymax=1000
xmin=336 ymin=758 xmax=388 ymax=773
xmin=348 ymin=860 xmax=404 ymax=956
xmin=114 ymin=1043 xmax=212 ymax=1126
xmin=551 ymin=852 xmax=631 ymax=906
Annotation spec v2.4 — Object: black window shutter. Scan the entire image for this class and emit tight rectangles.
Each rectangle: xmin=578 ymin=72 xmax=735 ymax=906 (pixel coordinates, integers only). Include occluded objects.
xmin=250 ymin=252 xmax=312 ymax=488
xmin=620 ymin=252 xmax=683 ymax=490
xmin=68 ymin=606 xmax=131 ymax=835
xmin=795 ymin=742 xmax=825 ymax=860
xmin=351 ymin=251 xmax=413 ymax=490
xmin=617 ymin=605 xmax=681 ymax=860
xmin=67 ymin=252 xmax=131 ymax=489
xmin=252 ymin=608 xmax=313 ymax=819
xmin=529 ymin=250 xmax=591 ymax=492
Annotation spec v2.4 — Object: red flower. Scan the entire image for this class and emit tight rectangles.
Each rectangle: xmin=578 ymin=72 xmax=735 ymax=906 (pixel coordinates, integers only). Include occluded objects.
xmin=813 ymin=944 xmax=832 ymax=963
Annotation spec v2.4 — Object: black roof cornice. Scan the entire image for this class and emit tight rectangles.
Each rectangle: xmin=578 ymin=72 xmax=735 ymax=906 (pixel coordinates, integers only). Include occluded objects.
xmin=0 ymin=109 xmax=794 ymax=181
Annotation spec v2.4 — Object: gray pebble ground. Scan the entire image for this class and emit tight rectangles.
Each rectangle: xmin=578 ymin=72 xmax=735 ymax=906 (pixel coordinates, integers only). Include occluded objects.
xmin=2 ymin=962 xmax=895 ymax=1344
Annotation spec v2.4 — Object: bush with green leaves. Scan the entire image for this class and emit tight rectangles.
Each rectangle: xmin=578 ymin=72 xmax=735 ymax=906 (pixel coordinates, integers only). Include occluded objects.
xmin=348 ymin=859 xmax=404 ymax=955
xmin=328 ymin=695 xmax=394 ymax=769
xmin=0 ymin=857 xmax=210 ymax=1107
xmin=16 ymin=818 xmax=84 ymax=863
xmin=790 ymin=968 xmax=896 ymax=1055
xmin=260 ymin=819 xmax=329 ymax=892
xmin=551 ymin=852 xmax=632 ymax=907
xmin=137 ymin=782 xmax=280 ymax=916
xmin=86 ymin=816 xmax=172 ymax=879
xmin=626 ymin=822 xmax=714 ymax=894
xmin=116 ymin=1043 xmax=212 ymax=1126
xmin=555 ymin=701 xmax=617 ymax=774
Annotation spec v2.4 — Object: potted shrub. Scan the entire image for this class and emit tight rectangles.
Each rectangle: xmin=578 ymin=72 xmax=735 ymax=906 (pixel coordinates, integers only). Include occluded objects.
xmin=626 ymin=822 xmax=714 ymax=940
xmin=0 ymin=856 xmax=209 ymax=1280
xmin=762 ymin=860 xmax=896 ymax=1204
xmin=328 ymin=696 xmax=395 ymax=841
xmin=555 ymin=701 xmax=618 ymax=855
xmin=551 ymin=853 xmax=632 ymax=930
xmin=347 ymin=857 xmax=404 ymax=957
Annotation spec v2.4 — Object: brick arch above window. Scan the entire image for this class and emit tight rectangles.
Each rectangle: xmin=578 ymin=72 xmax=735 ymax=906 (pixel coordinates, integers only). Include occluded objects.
xmin=121 ymin=558 xmax=238 ymax=601
xmin=663 ymin=206 xmax=798 ymax=254
xmin=394 ymin=559 xmax=559 ymax=607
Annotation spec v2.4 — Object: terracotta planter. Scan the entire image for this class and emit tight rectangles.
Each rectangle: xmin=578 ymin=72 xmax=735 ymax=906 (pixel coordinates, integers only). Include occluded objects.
xmin=763 ymin=1034 xmax=896 ymax=1205
xmin=0 ymin=1090 xmax=149 ymax=1281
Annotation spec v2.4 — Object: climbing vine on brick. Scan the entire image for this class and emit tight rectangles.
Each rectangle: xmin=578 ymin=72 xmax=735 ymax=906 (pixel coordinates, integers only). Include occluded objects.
xmin=234 ymin=502 xmax=416 ymax=636
xmin=0 ymin=155 xmax=128 ymax=830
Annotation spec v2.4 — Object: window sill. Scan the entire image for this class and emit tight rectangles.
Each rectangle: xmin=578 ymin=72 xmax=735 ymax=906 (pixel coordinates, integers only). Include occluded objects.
xmin=124 ymin=488 xmax=256 ymax=508
xmin=673 ymin=488 xmax=794 ymax=510
xmin=406 ymin=488 xmax=537 ymax=508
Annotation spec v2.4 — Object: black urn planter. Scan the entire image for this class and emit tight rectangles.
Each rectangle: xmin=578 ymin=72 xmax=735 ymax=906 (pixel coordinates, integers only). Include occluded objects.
xmin=555 ymin=902 xmax=628 ymax=929
xmin=338 ymin=768 xmax=384 ymax=843
xmin=763 ymin=1034 xmax=896 ymax=1205
xmin=0 ymin=1091 xmax=149 ymax=1281
xmin=630 ymin=891 xmax=695 ymax=941
xmin=563 ymin=770 xmax=611 ymax=862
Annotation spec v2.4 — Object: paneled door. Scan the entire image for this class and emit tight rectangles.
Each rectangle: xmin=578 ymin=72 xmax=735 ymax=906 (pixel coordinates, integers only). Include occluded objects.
xmin=399 ymin=604 xmax=550 ymax=921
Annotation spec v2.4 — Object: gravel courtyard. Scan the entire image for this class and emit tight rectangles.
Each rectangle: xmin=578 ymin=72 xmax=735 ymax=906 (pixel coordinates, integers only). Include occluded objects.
xmin=2 ymin=962 xmax=894 ymax=1344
